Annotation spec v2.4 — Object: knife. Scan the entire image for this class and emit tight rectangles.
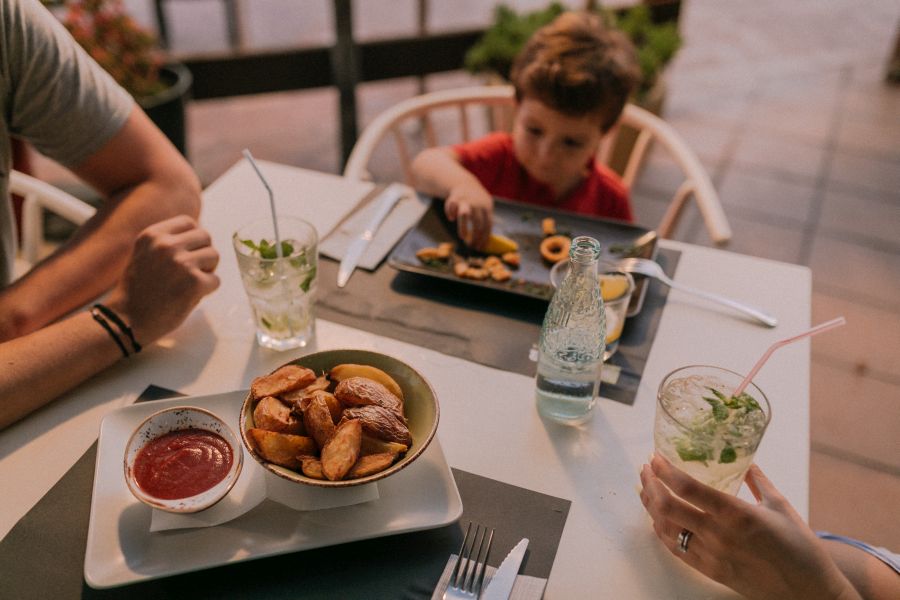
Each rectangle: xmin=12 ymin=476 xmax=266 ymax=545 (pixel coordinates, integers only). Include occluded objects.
xmin=482 ymin=537 xmax=529 ymax=600
xmin=337 ymin=183 xmax=406 ymax=287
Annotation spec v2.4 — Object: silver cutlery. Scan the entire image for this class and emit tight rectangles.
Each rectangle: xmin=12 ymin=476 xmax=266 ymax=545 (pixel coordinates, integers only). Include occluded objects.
xmin=617 ymin=257 xmax=778 ymax=327
xmin=444 ymin=522 xmax=494 ymax=600
xmin=481 ymin=537 xmax=529 ymax=600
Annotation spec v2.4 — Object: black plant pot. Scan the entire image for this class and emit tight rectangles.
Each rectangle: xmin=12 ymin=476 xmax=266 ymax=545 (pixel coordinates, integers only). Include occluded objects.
xmin=139 ymin=63 xmax=192 ymax=157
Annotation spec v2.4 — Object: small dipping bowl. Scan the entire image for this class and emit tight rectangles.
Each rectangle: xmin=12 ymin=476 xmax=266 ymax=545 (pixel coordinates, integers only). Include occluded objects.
xmin=124 ymin=406 xmax=243 ymax=513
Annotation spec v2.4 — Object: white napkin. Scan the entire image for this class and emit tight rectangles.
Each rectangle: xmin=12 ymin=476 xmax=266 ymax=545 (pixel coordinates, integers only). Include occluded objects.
xmin=319 ymin=183 xmax=430 ymax=270
xmin=430 ymin=554 xmax=547 ymax=600
xmin=150 ymin=458 xmax=378 ymax=532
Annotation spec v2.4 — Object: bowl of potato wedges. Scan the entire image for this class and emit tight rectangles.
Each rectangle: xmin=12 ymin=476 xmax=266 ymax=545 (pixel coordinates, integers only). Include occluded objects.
xmin=239 ymin=349 xmax=439 ymax=487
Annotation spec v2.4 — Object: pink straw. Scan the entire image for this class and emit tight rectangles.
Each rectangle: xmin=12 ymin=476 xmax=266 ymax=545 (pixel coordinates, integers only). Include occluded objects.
xmin=733 ymin=317 xmax=846 ymax=396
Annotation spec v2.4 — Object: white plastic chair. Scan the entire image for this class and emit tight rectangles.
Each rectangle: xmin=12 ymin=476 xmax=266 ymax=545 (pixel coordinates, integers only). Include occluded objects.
xmin=9 ymin=169 xmax=96 ymax=276
xmin=344 ymin=85 xmax=731 ymax=244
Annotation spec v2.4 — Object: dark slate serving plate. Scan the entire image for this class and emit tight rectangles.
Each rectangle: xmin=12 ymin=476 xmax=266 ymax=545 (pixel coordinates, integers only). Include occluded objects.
xmin=388 ymin=197 xmax=658 ymax=316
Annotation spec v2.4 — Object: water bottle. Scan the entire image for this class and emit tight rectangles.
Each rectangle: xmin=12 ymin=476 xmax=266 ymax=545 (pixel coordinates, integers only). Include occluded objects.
xmin=535 ymin=236 xmax=606 ymax=423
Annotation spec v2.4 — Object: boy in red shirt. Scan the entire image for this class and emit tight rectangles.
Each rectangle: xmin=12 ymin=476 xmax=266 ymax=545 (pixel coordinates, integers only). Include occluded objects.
xmin=411 ymin=11 xmax=641 ymax=249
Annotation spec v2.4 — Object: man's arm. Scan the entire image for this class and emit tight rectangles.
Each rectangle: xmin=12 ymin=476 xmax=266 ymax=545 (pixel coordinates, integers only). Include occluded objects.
xmin=0 ymin=216 xmax=219 ymax=430
xmin=0 ymin=107 xmax=201 ymax=340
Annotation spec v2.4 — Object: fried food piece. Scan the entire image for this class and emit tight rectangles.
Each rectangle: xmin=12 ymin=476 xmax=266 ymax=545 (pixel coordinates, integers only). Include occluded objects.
xmin=540 ymin=235 xmax=571 ymax=264
xmin=489 ymin=265 xmax=512 ymax=282
xmin=246 ymin=428 xmax=316 ymax=470
xmin=301 ymin=390 xmax=342 ymax=423
xmin=484 ymin=255 xmax=502 ymax=269
xmin=436 ymin=242 xmax=454 ymax=259
xmin=415 ymin=246 xmax=444 ymax=262
xmin=453 ymin=260 xmax=469 ymax=277
xmin=253 ymin=396 xmax=304 ymax=435
xmin=361 ymin=432 xmax=409 ymax=456
xmin=334 ymin=377 xmax=404 ymax=418
xmin=343 ymin=405 xmax=412 ymax=446
xmin=281 ymin=374 xmax=331 ymax=405
xmin=251 ymin=364 xmax=316 ymax=399
xmin=302 ymin=394 xmax=336 ymax=450
xmin=500 ymin=252 xmax=520 ymax=267
xmin=542 ymin=217 xmax=557 ymax=236
xmin=346 ymin=452 xmax=397 ymax=478
xmin=329 ymin=364 xmax=404 ymax=400
xmin=300 ymin=457 xmax=326 ymax=480
xmin=464 ymin=266 xmax=490 ymax=280
xmin=321 ymin=419 xmax=362 ymax=481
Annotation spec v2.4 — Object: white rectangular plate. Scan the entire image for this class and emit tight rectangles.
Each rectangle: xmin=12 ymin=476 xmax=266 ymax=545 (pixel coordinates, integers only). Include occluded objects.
xmin=84 ymin=390 xmax=462 ymax=589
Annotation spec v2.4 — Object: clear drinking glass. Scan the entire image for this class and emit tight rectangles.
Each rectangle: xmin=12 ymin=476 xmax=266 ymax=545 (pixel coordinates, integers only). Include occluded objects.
xmin=232 ymin=216 xmax=318 ymax=351
xmin=654 ymin=365 xmax=771 ymax=495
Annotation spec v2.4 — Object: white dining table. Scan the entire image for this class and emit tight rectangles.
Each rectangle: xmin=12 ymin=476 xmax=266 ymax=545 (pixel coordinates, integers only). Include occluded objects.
xmin=0 ymin=159 xmax=811 ymax=598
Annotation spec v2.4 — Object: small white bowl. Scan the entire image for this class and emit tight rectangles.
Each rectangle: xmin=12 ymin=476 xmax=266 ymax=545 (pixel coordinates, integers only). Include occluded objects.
xmin=124 ymin=406 xmax=243 ymax=513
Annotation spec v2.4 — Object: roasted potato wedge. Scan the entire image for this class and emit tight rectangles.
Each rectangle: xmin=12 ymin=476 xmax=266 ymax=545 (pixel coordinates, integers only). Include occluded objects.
xmin=302 ymin=394 xmax=336 ymax=450
xmin=251 ymin=365 xmax=316 ymax=399
xmin=321 ymin=419 xmax=362 ymax=481
xmin=300 ymin=457 xmax=326 ymax=480
xmin=247 ymin=428 xmax=316 ymax=470
xmin=329 ymin=364 xmax=404 ymax=400
xmin=361 ymin=432 xmax=409 ymax=456
xmin=346 ymin=452 xmax=397 ymax=478
xmin=334 ymin=377 xmax=404 ymax=417
xmin=253 ymin=396 xmax=304 ymax=435
xmin=343 ymin=405 xmax=412 ymax=445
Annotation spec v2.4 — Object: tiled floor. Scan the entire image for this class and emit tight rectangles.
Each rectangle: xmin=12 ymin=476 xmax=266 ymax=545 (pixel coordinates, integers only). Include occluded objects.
xmin=33 ymin=0 xmax=900 ymax=549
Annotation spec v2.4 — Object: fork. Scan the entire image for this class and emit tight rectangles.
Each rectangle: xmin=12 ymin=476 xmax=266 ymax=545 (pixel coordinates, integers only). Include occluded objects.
xmin=617 ymin=257 xmax=778 ymax=328
xmin=444 ymin=522 xmax=494 ymax=599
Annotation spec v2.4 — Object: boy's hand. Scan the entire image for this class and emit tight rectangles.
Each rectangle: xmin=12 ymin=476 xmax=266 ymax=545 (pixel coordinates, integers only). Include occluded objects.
xmin=444 ymin=182 xmax=493 ymax=249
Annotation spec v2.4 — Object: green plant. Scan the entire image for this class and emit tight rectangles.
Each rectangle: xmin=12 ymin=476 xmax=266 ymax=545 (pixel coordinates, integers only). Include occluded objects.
xmin=44 ymin=0 xmax=166 ymax=98
xmin=464 ymin=2 xmax=682 ymax=100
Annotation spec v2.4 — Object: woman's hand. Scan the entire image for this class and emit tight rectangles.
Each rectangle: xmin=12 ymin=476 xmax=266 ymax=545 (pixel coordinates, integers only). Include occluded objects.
xmin=105 ymin=215 xmax=220 ymax=345
xmin=444 ymin=181 xmax=494 ymax=250
xmin=639 ymin=454 xmax=861 ymax=600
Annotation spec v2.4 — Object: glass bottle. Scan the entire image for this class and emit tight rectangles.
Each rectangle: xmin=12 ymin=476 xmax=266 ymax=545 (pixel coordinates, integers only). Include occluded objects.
xmin=535 ymin=236 xmax=606 ymax=424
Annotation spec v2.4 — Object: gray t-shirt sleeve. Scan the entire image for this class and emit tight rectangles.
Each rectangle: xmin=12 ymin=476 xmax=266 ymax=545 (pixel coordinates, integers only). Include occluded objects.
xmin=4 ymin=0 xmax=134 ymax=168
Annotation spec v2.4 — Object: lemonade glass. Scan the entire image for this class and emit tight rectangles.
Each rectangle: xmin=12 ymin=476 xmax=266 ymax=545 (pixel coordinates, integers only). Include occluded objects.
xmin=654 ymin=365 xmax=771 ymax=495
xmin=233 ymin=217 xmax=318 ymax=351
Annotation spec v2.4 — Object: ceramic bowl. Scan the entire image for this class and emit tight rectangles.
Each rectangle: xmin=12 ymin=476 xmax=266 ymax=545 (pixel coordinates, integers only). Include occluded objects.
xmin=124 ymin=406 xmax=243 ymax=513
xmin=240 ymin=349 xmax=439 ymax=488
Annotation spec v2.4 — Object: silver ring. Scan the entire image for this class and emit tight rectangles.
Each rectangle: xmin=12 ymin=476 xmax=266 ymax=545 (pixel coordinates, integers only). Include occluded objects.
xmin=677 ymin=528 xmax=693 ymax=553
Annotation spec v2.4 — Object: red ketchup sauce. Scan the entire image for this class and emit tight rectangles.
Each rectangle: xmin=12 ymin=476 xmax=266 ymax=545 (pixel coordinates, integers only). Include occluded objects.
xmin=133 ymin=428 xmax=234 ymax=500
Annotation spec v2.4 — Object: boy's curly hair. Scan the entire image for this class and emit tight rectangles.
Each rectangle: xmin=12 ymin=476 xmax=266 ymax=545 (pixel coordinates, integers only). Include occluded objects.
xmin=510 ymin=11 xmax=641 ymax=131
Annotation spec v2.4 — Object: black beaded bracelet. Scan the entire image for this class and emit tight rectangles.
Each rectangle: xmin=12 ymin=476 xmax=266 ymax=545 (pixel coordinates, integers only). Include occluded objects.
xmin=90 ymin=308 xmax=129 ymax=358
xmin=93 ymin=304 xmax=141 ymax=354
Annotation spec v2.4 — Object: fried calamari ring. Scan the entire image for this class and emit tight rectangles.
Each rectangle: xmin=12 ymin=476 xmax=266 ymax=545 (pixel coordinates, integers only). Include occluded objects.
xmin=540 ymin=235 xmax=571 ymax=263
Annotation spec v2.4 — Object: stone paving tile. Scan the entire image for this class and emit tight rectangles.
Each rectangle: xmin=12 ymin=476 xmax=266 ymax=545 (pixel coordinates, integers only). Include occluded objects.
xmin=717 ymin=168 xmax=817 ymax=225
xmin=818 ymin=184 xmax=900 ymax=248
xmin=810 ymin=450 xmax=900 ymax=548
xmin=809 ymin=233 xmax=900 ymax=305
xmin=812 ymin=290 xmax=900 ymax=378
xmin=810 ymin=358 xmax=900 ymax=470
xmin=730 ymin=129 xmax=827 ymax=183
xmin=827 ymin=149 xmax=900 ymax=198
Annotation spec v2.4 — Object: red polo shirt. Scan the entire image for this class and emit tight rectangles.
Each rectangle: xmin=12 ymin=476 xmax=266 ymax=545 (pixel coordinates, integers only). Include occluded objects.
xmin=453 ymin=132 xmax=633 ymax=222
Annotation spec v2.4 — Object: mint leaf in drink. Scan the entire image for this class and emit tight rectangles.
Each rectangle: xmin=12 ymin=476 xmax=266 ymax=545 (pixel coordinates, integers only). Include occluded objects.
xmin=242 ymin=238 xmax=295 ymax=259
xmin=299 ymin=266 xmax=317 ymax=293
xmin=703 ymin=396 xmax=729 ymax=422
xmin=676 ymin=440 xmax=711 ymax=463
xmin=719 ymin=446 xmax=737 ymax=464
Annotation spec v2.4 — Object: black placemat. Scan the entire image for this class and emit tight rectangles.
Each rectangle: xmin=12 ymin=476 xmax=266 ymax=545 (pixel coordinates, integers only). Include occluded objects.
xmin=0 ymin=387 xmax=570 ymax=600
xmin=318 ymin=246 xmax=679 ymax=406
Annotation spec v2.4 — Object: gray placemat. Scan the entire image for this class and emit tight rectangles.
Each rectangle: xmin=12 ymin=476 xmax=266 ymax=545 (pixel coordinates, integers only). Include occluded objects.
xmin=0 ymin=387 xmax=570 ymax=600
xmin=318 ymin=247 xmax=679 ymax=406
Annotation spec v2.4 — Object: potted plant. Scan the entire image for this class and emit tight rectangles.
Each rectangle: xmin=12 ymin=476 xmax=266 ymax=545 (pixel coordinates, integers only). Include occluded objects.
xmin=464 ymin=1 xmax=682 ymax=174
xmin=43 ymin=0 xmax=192 ymax=156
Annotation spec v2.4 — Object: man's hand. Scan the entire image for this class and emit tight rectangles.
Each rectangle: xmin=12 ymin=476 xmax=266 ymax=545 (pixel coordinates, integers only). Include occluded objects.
xmin=105 ymin=215 xmax=220 ymax=345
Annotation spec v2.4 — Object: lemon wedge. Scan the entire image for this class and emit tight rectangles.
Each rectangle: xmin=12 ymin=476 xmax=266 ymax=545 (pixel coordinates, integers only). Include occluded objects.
xmin=482 ymin=233 xmax=518 ymax=255
xmin=599 ymin=274 xmax=630 ymax=301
